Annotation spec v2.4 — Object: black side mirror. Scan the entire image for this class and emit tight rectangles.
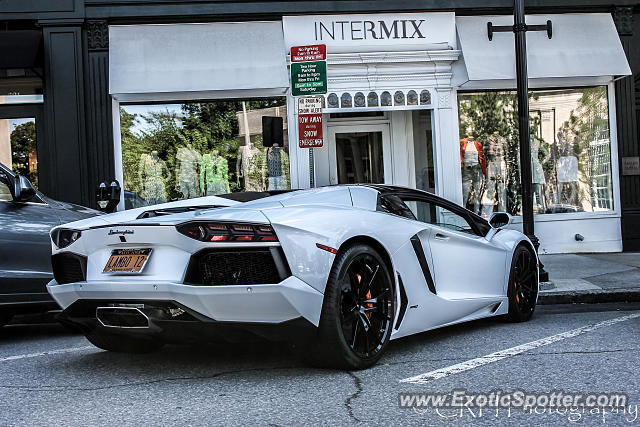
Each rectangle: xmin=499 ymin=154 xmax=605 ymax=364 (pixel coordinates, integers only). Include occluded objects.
xmin=489 ymin=212 xmax=511 ymax=228
xmin=13 ymin=175 xmax=36 ymax=202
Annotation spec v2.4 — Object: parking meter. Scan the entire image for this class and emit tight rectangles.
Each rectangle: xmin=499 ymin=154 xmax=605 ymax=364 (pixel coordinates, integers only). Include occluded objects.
xmin=96 ymin=180 xmax=121 ymax=213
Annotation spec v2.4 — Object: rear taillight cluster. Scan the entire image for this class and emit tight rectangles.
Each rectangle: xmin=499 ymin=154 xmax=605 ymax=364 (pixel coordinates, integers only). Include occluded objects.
xmin=176 ymin=222 xmax=278 ymax=242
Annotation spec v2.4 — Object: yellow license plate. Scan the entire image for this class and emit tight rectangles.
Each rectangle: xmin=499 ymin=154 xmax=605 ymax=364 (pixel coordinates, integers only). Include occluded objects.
xmin=103 ymin=248 xmax=152 ymax=273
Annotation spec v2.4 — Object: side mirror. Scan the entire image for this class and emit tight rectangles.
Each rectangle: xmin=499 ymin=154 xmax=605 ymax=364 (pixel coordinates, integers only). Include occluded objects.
xmin=13 ymin=175 xmax=36 ymax=202
xmin=489 ymin=212 xmax=511 ymax=228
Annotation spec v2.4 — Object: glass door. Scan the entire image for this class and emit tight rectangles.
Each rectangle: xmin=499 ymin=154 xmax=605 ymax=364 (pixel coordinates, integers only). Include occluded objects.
xmin=0 ymin=104 xmax=42 ymax=190
xmin=327 ymin=124 xmax=392 ymax=185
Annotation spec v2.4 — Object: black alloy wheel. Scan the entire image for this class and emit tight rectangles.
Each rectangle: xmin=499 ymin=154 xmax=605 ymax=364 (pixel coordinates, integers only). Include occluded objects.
xmin=339 ymin=253 xmax=394 ymax=359
xmin=308 ymin=244 xmax=395 ymax=370
xmin=506 ymin=245 xmax=538 ymax=322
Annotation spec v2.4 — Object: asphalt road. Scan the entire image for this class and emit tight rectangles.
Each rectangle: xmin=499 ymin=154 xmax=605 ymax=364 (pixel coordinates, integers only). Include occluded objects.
xmin=1 ymin=303 xmax=639 ymax=426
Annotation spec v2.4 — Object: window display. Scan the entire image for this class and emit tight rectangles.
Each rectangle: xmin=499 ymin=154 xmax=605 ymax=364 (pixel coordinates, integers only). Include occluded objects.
xmin=120 ymin=99 xmax=289 ymax=208
xmin=458 ymin=87 xmax=613 ymax=217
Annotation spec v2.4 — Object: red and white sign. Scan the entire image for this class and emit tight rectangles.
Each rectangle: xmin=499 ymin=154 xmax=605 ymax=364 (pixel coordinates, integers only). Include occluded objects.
xmin=291 ymin=44 xmax=327 ymax=62
xmin=298 ymin=97 xmax=324 ymax=148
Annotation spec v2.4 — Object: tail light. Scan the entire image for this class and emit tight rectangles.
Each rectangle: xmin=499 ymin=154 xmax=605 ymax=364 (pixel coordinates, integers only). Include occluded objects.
xmin=176 ymin=222 xmax=278 ymax=242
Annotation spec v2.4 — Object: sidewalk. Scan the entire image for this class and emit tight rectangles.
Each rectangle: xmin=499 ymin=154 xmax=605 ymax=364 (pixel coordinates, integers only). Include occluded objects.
xmin=538 ymin=252 xmax=640 ymax=304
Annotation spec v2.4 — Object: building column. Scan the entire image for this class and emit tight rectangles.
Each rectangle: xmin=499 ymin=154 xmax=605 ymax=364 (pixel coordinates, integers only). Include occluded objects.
xmin=613 ymin=7 xmax=640 ymax=251
xmin=39 ymin=21 xmax=88 ymax=206
xmin=84 ymin=20 xmax=115 ymax=209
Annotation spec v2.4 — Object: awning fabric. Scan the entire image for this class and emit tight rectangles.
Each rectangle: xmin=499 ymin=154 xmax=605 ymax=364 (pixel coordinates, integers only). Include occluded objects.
xmin=109 ymin=22 xmax=289 ymax=101
xmin=456 ymin=13 xmax=631 ymax=85
xmin=0 ymin=30 xmax=43 ymax=69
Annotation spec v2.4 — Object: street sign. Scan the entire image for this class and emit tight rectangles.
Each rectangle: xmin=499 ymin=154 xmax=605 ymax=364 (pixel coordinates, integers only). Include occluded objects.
xmin=298 ymin=97 xmax=324 ymax=148
xmin=291 ymin=45 xmax=326 ymax=62
xmin=298 ymin=96 xmax=323 ymax=115
xmin=291 ymin=44 xmax=327 ymax=96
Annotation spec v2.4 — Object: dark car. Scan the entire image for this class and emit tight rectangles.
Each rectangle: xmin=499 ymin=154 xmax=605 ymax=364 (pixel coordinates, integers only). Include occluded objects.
xmin=124 ymin=190 xmax=148 ymax=210
xmin=0 ymin=162 xmax=100 ymax=326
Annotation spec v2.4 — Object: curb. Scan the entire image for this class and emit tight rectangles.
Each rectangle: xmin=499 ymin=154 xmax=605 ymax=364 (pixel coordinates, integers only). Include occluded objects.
xmin=538 ymin=289 xmax=640 ymax=305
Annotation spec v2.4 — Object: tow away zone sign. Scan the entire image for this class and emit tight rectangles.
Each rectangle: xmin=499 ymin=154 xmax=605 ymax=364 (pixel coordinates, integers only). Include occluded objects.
xmin=298 ymin=97 xmax=323 ymax=148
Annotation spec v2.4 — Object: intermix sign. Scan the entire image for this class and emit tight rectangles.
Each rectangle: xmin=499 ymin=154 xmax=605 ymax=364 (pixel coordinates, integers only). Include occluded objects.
xmin=298 ymin=96 xmax=323 ymax=148
xmin=290 ymin=45 xmax=327 ymax=96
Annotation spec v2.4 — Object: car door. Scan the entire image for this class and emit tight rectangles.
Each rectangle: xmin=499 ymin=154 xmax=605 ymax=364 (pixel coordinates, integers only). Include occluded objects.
xmin=395 ymin=193 xmax=507 ymax=299
xmin=0 ymin=168 xmax=61 ymax=300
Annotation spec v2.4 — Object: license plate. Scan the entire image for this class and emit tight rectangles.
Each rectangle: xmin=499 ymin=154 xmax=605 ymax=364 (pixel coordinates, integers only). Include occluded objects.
xmin=103 ymin=248 xmax=152 ymax=273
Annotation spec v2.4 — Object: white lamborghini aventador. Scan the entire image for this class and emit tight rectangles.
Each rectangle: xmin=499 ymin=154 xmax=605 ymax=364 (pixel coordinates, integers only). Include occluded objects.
xmin=47 ymin=185 xmax=539 ymax=369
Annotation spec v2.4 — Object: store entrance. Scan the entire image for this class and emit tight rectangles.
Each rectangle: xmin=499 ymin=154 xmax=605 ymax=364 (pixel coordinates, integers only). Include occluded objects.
xmin=327 ymin=124 xmax=392 ymax=185
xmin=0 ymin=103 xmax=43 ymax=190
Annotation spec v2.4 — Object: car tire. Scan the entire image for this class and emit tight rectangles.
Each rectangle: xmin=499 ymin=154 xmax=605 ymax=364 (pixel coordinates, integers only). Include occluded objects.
xmin=506 ymin=245 xmax=538 ymax=322
xmin=307 ymin=243 xmax=395 ymax=370
xmin=85 ymin=330 xmax=164 ymax=354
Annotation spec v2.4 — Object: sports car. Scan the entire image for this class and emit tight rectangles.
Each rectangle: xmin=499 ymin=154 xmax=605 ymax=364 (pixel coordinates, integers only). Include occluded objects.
xmin=46 ymin=185 xmax=539 ymax=369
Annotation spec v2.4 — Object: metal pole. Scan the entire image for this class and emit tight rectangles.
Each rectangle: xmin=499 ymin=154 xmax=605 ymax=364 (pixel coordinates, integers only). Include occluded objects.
xmin=514 ymin=0 xmax=548 ymax=281
xmin=514 ymin=0 xmax=536 ymax=246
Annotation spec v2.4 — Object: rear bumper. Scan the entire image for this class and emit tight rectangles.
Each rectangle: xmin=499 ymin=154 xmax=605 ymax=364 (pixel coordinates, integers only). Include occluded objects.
xmin=46 ymin=276 xmax=324 ymax=326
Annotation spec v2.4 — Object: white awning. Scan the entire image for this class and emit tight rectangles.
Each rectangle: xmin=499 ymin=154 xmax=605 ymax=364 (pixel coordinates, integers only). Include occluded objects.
xmin=109 ymin=22 xmax=289 ymax=102
xmin=455 ymin=13 xmax=631 ymax=88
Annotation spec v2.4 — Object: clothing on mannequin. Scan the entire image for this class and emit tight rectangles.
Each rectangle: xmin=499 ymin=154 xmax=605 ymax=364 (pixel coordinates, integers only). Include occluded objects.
xmin=138 ymin=150 xmax=170 ymax=205
xmin=200 ymin=150 xmax=230 ymax=196
xmin=236 ymin=143 xmax=266 ymax=192
xmin=460 ymin=136 xmax=487 ymax=214
xmin=556 ymin=129 xmax=579 ymax=207
xmin=266 ymin=145 xmax=289 ymax=191
xmin=481 ymin=133 xmax=507 ymax=216
xmin=531 ymin=138 xmax=550 ymax=210
xmin=175 ymin=145 xmax=202 ymax=199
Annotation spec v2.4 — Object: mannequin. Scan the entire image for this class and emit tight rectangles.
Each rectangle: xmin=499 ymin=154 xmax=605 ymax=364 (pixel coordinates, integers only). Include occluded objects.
xmin=211 ymin=150 xmax=230 ymax=194
xmin=556 ymin=129 xmax=579 ymax=207
xmin=175 ymin=143 xmax=201 ymax=199
xmin=138 ymin=150 xmax=169 ymax=205
xmin=531 ymin=137 xmax=549 ymax=211
xmin=266 ymin=144 xmax=290 ymax=190
xmin=481 ymin=133 xmax=507 ymax=216
xmin=200 ymin=150 xmax=230 ymax=196
xmin=460 ymin=136 xmax=486 ymax=214
xmin=236 ymin=142 xmax=266 ymax=192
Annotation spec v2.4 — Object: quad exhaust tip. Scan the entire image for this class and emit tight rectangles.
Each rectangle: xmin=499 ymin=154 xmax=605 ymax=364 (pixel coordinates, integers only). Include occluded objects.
xmin=96 ymin=306 xmax=150 ymax=328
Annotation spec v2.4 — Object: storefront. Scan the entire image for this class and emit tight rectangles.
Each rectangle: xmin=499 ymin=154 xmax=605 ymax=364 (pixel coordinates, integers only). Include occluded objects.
xmin=103 ymin=11 xmax=631 ymax=254
xmin=279 ymin=12 xmax=631 ymax=253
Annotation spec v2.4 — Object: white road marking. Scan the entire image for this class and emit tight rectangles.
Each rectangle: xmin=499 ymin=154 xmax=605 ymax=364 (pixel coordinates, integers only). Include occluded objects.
xmin=0 ymin=346 xmax=95 ymax=363
xmin=401 ymin=312 xmax=640 ymax=385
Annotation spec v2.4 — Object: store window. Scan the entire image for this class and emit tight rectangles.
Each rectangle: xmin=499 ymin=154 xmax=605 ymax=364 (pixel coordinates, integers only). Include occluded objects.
xmin=0 ymin=117 xmax=38 ymax=189
xmin=458 ymin=86 xmax=613 ymax=217
xmin=119 ymin=99 xmax=289 ymax=209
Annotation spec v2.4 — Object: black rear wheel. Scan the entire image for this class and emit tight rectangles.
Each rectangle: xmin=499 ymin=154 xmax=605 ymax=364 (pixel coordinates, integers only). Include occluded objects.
xmin=506 ymin=245 xmax=538 ymax=322
xmin=307 ymin=244 xmax=394 ymax=370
